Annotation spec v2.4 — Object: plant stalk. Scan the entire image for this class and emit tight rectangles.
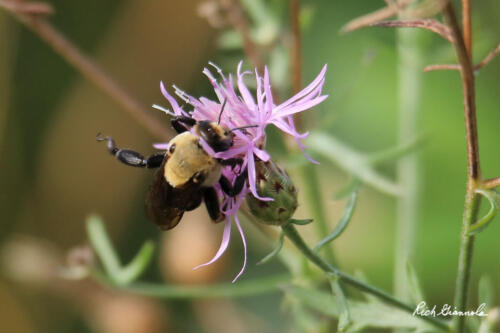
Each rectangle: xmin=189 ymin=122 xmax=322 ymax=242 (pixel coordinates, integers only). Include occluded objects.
xmin=281 ymin=223 xmax=450 ymax=331
xmin=0 ymin=3 xmax=171 ymax=140
xmin=393 ymin=3 xmax=423 ymax=305
xmin=442 ymin=3 xmax=481 ymax=332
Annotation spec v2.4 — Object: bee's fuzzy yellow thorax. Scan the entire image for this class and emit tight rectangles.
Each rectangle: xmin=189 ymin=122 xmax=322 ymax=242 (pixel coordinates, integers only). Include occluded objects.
xmin=164 ymin=132 xmax=221 ymax=188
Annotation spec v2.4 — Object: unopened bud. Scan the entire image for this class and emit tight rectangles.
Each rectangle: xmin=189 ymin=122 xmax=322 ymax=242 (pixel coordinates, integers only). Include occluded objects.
xmin=246 ymin=160 xmax=298 ymax=226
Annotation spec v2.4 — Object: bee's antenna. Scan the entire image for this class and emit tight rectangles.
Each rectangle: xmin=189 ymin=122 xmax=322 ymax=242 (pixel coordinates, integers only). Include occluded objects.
xmin=217 ymin=99 xmax=227 ymax=125
xmin=230 ymin=125 xmax=258 ymax=132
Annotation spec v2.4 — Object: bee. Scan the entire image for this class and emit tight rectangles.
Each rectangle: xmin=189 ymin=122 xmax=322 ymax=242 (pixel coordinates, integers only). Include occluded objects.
xmin=97 ymin=114 xmax=250 ymax=230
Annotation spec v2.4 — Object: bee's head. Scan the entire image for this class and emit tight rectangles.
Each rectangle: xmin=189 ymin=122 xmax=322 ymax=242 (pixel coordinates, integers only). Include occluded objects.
xmin=195 ymin=121 xmax=234 ymax=152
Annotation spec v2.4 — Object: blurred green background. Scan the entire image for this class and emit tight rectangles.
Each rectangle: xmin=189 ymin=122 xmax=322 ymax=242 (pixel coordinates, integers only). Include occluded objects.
xmin=1 ymin=0 xmax=499 ymax=332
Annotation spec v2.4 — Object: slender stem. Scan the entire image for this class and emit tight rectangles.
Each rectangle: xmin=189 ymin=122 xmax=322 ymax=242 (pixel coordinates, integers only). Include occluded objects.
xmin=0 ymin=3 xmax=171 ymax=140
xmin=454 ymin=184 xmax=480 ymax=332
xmin=443 ymin=3 xmax=479 ymax=180
xmin=94 ymin=271 xmax=290 ymax=299
xmin=442 ymin=3 xmax=482 ymax=332
xmin=299 ymin=164 xmax=336 ymax=265
xmin=393 ymin=1 xmax=422 ymax=305
xmin=288 ymin=0 xmax=335 ymax=263
xmin=220 ymin=0 xmax=264 ymax=73
xmin=462 ymin=0 xmax=472 ymax=56
xmin=484 ymin=176 xmax=500 ymax=189
xmin=281 ymin=223 xmax=450 ymax=331
xmin=289 ymin=0 xmax=302 ymax=96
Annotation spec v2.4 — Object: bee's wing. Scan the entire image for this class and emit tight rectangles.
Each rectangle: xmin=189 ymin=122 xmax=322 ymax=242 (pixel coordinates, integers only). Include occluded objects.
xmin=145 ymin=159 xmax=203 ymax=230
xmin=145 ymin=161 xmax=185 ymax=230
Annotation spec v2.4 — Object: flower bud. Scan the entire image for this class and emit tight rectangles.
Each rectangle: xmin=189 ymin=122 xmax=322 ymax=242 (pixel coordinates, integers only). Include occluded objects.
xmin=246 ymin=160 xmax=298 ymax=225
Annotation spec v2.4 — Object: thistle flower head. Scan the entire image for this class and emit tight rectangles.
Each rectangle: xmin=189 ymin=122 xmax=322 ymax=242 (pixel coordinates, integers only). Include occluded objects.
xmin=154 ymin=62 xmax=327 ymax=281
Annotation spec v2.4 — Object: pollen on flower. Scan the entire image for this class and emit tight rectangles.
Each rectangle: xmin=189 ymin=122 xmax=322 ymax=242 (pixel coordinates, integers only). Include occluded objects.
xmin=154 ymin=61 xmax=327 ymax=281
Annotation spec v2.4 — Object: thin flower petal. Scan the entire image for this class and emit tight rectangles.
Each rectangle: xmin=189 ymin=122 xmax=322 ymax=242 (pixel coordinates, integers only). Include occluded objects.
xmin=193 ymin=218 xmax=232 ymax=270
xmin=237 ymin=61 xmax=256 ymax=109
xmin=272 ymin=95 xmax=328 ymax=119
xmin=153 ymin=143 xmax=169 ymax=150
xmin=160 ymin=82 xmax=187 ymax=116
xmin=273 ymin=64 xmax=327 ymax=113
xmin=232 ymin=215 xmax=247 ymax=283
xmin=253 ymin=147 xmax=270 ymax=162
xmin=247 ymin=149 xmax=272 ymax=201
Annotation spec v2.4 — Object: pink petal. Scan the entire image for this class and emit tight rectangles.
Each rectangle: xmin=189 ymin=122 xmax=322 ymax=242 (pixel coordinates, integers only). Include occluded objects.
xmin=153 ymin=143 xmax=170 ymax=150
xmin=232 ymin=215 xmax=247 ymax=283
xmin=272 ymin=95 xmax=328 ymax=119
xmin=160 ymin=81 xmax=187 ymax=116
xmin=199 ymin=138 xmax=216 ymax=157
xmin=247 ymin=150 xmax=272 ymax=201
xmin=263 ymin=66 xmax=274 ymax=119
xmin=274 ymin=64 xmax=327 ymax=113
xmin=253 ymin=147 xmax=270 ymax=162
xmin=237 ymin=61 xmax=256 ymax=109
xmin=271 ymin=118 xmax=309 ymax=139
xmin=193 ymin=218 xmax=232 ymax=270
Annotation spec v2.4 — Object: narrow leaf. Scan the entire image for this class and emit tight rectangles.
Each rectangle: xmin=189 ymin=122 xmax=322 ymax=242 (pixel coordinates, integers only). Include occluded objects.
xmin=478 ymin=275 xmax=494 ymax=308
xmin=116 ymin=240 xmax=155 ymax=285
xmin=257 ymin=231 xmax=285 ymax=265
xmin=307 ymin=132 xmax=401 ymax=196
xmin=290 ymin=218 xmax=314 ymax=225
xmin=467 ymin=189 xmax=500 ymax=236
xmin=314 ymin=190 xmax=358 ymax=252
xmin=335 ymin=178 xmax=361 ymax=200
xmin=406 ymin=260 xmax=425 ymax=304
xmin=372 ymin=19 xmax=454 ymax=43
xmin=86 ymin=215 xmax=121 ymax=277
xmin=283 ymin=285 xmax=425 ymax=331
xmin=329 ymin=274 xmax=352 ymax=331
xmin=367 ymin=135 xmax=424 ymax=166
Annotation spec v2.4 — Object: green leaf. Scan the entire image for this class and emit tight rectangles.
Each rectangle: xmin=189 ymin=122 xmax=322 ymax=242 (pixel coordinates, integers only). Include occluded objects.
xmin=306 ymin=132 xmax=401 ymax=196
xmin=329 ymin=274 xmax=352 ymax=331
xmin=366 ymin=135 xmax=424 ymax=166
xmin=283 ymin=285 xmax=426 ymax=331
xmin=116 ymin=240 xmax=155 ymax=285
xmin=257 ymin=231 xmax=285 ymax=265
xmin=406 ymin=260 xmax=425 ymax=304
xmin=86 ymin=215 xmax=155 ymax=285
xmin=478 ymin=275 xmax=494 ymax=308
xmin=467 ymin=189 xmax=500 ymax=236
xmin=290 ymin=218 xmax=314 ymax=225
xmin=334 ymin=178 xmax=361 ymax=200
xmin=86 ymin=215 xmax=121 ymax=277
xmin=314 ymin=190 xmax=358 ymax=252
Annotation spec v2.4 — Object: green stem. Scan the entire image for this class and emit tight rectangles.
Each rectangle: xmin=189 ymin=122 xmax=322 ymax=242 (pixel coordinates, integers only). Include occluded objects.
xmin=299 ymin=163 xmax=336 ymax=264
xmin=453 ymin=183 xmax=481 ymax=332
xmin=94 ymin=272 xmax=290 ymax=299
xmin=281 ymin=223 xmax=450 ymax=331
xmin=394 ymin=12 xmax=423 ymax=303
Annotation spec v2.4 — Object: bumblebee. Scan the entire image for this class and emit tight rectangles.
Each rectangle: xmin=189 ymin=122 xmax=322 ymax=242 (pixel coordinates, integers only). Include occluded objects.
xmin=97 ymin=116 xmax=248 ymax=230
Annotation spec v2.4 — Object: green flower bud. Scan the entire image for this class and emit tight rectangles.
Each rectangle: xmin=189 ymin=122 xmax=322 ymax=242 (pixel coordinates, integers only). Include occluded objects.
xmin=246 ymin=160 xmax=298 ymax=225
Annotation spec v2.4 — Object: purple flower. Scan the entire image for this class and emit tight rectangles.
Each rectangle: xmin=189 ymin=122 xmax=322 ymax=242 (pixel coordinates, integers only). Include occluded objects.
xmin=154 ymin=62 xmax=327 ymax=281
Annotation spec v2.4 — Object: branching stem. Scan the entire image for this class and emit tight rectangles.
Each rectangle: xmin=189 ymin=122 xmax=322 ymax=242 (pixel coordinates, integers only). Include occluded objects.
xmin=281 ymin=223 xmax=450 ymax=331
xmin=0 ymin=1 xmax=171 ymax=140
xmin=442 ymin=3 xmax=482 ymax=332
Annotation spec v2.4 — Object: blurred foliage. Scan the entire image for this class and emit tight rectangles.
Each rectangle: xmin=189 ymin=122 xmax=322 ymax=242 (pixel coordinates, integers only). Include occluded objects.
xmin=1 ymin=0 xmax=500 ymax=332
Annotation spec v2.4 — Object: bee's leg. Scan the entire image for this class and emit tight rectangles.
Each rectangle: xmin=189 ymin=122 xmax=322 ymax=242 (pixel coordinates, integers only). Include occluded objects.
xmin=171 ymin=116 xmax=196 ymax=134
xmin=219 ymin=168 xmax=248 ymax=197
xmin=202 ymin=187 xmax=224 ymax=222
xmin=96 ymin=134 xmax=165 ymax=168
